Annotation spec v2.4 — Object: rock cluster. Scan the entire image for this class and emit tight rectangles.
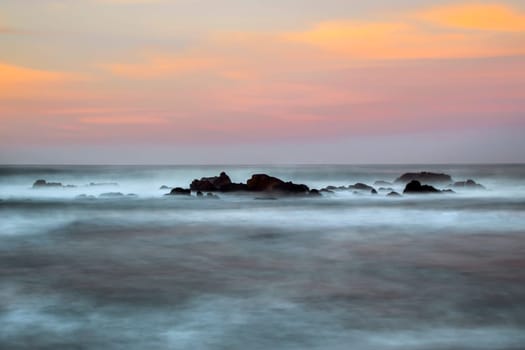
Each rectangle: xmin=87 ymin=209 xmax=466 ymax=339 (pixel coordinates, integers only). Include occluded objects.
xmin=32 ymin=179 xmax=76 ymax=188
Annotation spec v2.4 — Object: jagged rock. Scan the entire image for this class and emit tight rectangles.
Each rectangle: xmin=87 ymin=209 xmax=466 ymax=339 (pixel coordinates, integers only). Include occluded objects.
xmin=374 ymin=180 xmax=392 ymax=186
xmin=387 ymin=191 xmax=402 ymax=197
xmin=190 ymin=171 xmax=233 ymax=192
xmin=246 ymin=174 xmax=309 ymax=194
xmin=169 ymin=187 xmax=191 ymax=196
xmin=395 ymin=172 xmax=453 ymax=184
xmin=450 ymin=179 xmax=485 ymax=189
xmin=403 ymin=180 xmax=441 ymax=194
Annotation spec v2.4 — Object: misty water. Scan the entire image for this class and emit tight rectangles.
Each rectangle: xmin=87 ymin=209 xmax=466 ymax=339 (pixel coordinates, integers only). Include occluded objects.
xmin=1 ymin=164 xmax=525 ymax=349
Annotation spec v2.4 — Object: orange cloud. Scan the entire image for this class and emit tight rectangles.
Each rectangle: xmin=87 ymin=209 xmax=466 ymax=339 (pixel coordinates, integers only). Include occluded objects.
xmin=102 ymin=54 xmax=219 ymax=79
xmin=282 ymin=3 xmax=525 ymax=60
xmin=0 ymin=62 xmax=70 ymax=85
xmin=283 ymin=20 xmax=525 ymax=59
xmin=0 ymin=62 xmax=82 ymax=100
xmin=418 ymin=3 xmax=525 ymax=32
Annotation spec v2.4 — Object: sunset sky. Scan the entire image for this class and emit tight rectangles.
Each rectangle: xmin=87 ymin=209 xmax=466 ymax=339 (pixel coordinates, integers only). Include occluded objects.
xmin=1 ymin=0 xmax=524 ymax=164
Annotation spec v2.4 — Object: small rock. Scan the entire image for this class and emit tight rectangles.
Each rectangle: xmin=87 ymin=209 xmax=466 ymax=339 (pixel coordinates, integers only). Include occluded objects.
xmin=403 ymin=180 xmax=441 ymax=194
xmin=387 ymin=191 xmax=402 ymax=197
xmin=169 ymin=187 xmax=191 ymax=196
xmin=348 ymin=183 xmax=375 ymax=191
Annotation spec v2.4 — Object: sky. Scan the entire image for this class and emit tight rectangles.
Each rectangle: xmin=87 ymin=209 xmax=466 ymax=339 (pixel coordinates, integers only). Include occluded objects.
xmin=1 ymin=0 xmax=524 ymax=164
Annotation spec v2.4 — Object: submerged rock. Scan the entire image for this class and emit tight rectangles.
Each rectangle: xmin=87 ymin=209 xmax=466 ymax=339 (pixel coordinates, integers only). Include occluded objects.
xmin=309 ymin=189 xmax=322 ymax=197
xmin=206 ymin=192 xmax=220 ymax=199
xmin=395 ymin=172 xmax=453 ymax=184
xmin=378 ymin=187 xmax=395 ymax=192
xmin=403 ymin=180 xmax=441 ymax=194
xmin=159 ymin=185 xmax=172 ymax=190
xmin=450 ymin=179 xmax=485 ymax=189
xmin=99 ymin=192 xmax=125 ymax=198
xmin=169 ymin=187 xmax=191 ymax=196
xmin=374 ymin=180 xmax=392 ymax=186
xmin=387 ymin=191 xmax=402 ymax=197
xmin=88 ymin=182 xmax=118 ymax=187
xmin=348 ymin=183 xmax=375 ymax=191
xmin=75 ymin=194 xmax=96 ymax=200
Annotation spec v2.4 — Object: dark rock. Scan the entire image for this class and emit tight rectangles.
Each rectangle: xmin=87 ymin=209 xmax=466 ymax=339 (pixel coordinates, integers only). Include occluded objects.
xmin=159 ymin=185 xmax=171 ymax=190
xmin=374 ymin=180 xmax=392 ymax=186
xmin=190 ymin=171 xmax=241 ymax=192
xmin=348 ymin=183 xmax=375 ymax=191
xmin=325 ymin=186 xmax=338 ymax=190
xmin=403 ymin=180 xmax=441 ymax=194
xmin=387 ymin=191 xmax=401 ymax=197
xmin=126 ymin=193 xmax=139 ymax=198
xmin=169 ymin=187 xmax=191 ymax=196
xmin=255 ymin=197 xmax=278 ymax=200
xmin=395 ymin=172 xmax=453 ymax=184
xmin=220 ymin=183 xmax=249 ymax=192
xmin=450 ymin=179 xmax=485 ymax=189
xmin=32 ymin=179 xmax=63 ymax=188
xmin=320 ymin=189 xmax=335 ymax=194
xmin=246 ymin=174 xmax=309 ymax=194
xmin=348 ymin=183 xmax=377 ymax=195
xmin=196 ymin=191 xmax=203 ymax=197
xmin=309 ymin=189 xmax=322 ymax=197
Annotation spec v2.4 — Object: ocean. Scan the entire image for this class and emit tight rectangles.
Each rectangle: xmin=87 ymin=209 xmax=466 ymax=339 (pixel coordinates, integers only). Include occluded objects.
xmin=1 ymin=164 xmax=524 ymax=349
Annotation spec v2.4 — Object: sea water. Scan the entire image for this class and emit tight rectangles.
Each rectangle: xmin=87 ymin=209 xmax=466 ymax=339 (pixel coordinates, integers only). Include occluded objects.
xmin=1 ymin=164 xmax=524 ymax=349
